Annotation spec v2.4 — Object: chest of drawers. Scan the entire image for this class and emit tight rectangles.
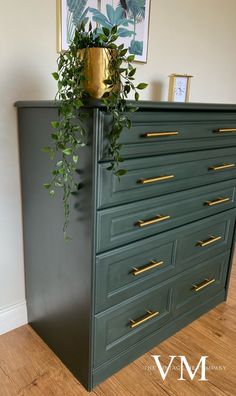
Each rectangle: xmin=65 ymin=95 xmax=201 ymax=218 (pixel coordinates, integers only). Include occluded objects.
xmin=16 ymin=100 xmax=236 ymax=391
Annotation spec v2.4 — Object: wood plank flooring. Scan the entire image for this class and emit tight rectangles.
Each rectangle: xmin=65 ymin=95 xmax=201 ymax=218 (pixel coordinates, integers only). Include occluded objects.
xmin=0 ymin=258 xmax=236 ymax=396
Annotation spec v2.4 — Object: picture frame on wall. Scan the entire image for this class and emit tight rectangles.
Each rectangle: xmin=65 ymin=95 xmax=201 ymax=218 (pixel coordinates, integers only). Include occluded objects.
xmin=57 ymin=0 xmax=151 ymax=63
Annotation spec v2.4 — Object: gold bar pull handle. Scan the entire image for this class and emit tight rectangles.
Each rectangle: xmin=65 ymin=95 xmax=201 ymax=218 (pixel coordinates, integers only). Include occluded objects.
xmin=192 ymin=278 xmax=215 ymax=292
xmin=138 ymin=175 xmax=174 ymax=184
xmin=196 ymin=235 xmax=221 ymax=247
xmin=137 ymin=215 xmax=170 ymax=228
xmin=205 ymin=197 xmax=230 ymax=206
xmin=143 ymin=132 xmax=179 ymax=138
xmin=132 ymin=260 xmax=164 ymax=276
xmin=129 ymin=310 xmax=159 ymax=329
xmin=209 ymin=163 xmax=235 ymax=171
xmin=215 ymin=128 xmax=236 ymax=133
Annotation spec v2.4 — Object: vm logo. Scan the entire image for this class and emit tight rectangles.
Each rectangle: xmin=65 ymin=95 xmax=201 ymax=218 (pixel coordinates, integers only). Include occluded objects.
xmin=152 ymin=355 xmax=208 ymax=381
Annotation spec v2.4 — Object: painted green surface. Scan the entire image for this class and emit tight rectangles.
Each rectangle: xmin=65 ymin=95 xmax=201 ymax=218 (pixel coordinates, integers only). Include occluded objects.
xmin=16 ymin=101 xmax=236 ymax=391
xmin=95 ymin=209 xmax=236 ymax=312
xmin=98 ymin=148 xmax=236 ymax=207
xmin=94 ymin=250 xmax=230 ymax=367
xmin=97 ymin=180 xmax=236 ymax=252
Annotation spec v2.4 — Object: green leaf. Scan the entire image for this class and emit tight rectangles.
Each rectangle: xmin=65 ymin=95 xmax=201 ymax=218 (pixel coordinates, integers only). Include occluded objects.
xmin=110 ymin=34 xmax=118 ymax=42
xmin=135 ymin=92 xmax=139 ymax=101
xmin=43 ymin=183 xmax=51 ymax=189
xmin=111 ymin=25 xmax=118 ymax=35
xmin=73 ymin=155 xmax=78 ymax=163
xmin=51 ymin=133 xmax=58 ymax=140
xmin=108 ymin=43 xmax=117 ymax=49
xmin=49 ymin=190 xmax=55 ymax=197
xmin=102 ymin=27 xmax=110 ymax=36
xmin=127 ymin=55 xmax=135 ymax=62
xmin=128 ymin=68 xmax=136 ymax=77
xmin=75 ymin=99 xmax=83 ymax=108
xmin=63 ymin=148 xmax=72 ymax=155
xmin=52 ymin=72 xmax=59 ymax=80
xmin=136 ymin=83 xmax=148 ymax=90
xmin=52 ymin=170 xmax=58 ymax=175
xmin=126 ymin=119 xmax=132 ymax=129
xmin=115 ymin=169 xmax=127 ymax=177
xmin=42 ymin=146 xmax=51 ymax=153
xmin=104 ymin=79 xmax=113 ymax=85
xmin=120 ymin=48 xmax=128 ymax=57
xmin=51 ymin=121 xmax=59 ymax=128
xmin=64 ymin=235 xmax=72 ymax=242
xmin=124 ymin=85 xmax=131 ymax=94
xmin=76 ymin=182 xmax=83 ymax=191
xmin=100 ymin=34 xmax=108 ymax=42
xmin=127 ymin=106 xmax=139 ymax=113
xmin=58 ymin=81 xmax=63 ymax=90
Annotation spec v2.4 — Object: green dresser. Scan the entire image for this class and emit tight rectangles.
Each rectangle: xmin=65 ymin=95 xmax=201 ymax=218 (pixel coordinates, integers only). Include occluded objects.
xmin=16 ymin=101 xmax=236 ymax=391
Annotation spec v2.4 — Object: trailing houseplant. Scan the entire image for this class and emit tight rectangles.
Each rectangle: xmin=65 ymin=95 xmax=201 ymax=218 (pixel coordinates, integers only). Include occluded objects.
xmin=43 ymin=22 xmax=147 ymax=237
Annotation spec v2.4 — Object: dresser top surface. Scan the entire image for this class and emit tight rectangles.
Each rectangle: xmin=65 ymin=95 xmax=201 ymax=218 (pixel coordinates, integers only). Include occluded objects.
xmin=15 ymin=100 xmax=236 ymax=112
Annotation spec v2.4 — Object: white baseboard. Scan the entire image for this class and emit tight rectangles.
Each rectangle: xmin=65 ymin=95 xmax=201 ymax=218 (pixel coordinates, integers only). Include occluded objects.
xmin=0 ymin=300 xmax=28 ymax=335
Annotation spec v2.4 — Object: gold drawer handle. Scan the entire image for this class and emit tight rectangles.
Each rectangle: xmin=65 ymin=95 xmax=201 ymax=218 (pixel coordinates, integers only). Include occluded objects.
xmin=138 ymin=175 xmax=174 ymax=184
xmin=130 ymin=310 xmax=159 ymax=328
xmin=209 ymin=163 xmax=235 ymax=171
xmin=132 ymin=260 xmax=164 ymax=276
xmin=215 ymin=128 xmax=236 ymax=133
xmin=192 ymin=278 xmax=216 ymax=292
xmin=205 ymin=197 xmax=230 ymax=206
xmin=143 ymin=132 xmax=179 ymax=138
xmin=137 ymin=215 xmax=170 ymax=228
xmin=196 ymin=235 xmax=221 ymax=247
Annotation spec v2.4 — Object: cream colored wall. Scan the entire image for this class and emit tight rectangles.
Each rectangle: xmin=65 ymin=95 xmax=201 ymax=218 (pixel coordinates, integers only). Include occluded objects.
xmin=0 ymin=0 xmax=236 ymax=334
xmin=0 ymin=0 xmax=57 ymax=333
xmin=138 ymin=0 xmax=236 ymax=102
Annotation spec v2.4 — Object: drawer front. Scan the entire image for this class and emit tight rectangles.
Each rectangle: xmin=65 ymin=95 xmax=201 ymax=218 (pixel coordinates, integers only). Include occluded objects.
xmin=94 ymin=250 xmax=230 ymax=367
xmin=94 ymin=282 xmax=173 ymax=367
xmin=98 ymin=147 xmax=236 ymax=207
xmin=173 ymin=251 xmax=230 ymax=317
xmin=99 ymin=111 xmax=236 ymax=160
xmin=95 ymin=210 xmax=236 ymax=312
xmin=96 ymin=180 xmax=236 ymax=252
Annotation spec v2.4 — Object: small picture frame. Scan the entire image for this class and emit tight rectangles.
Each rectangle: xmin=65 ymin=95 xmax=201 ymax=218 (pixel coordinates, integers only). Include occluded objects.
xmin=168 ymin=74 xmax=193 ymax=102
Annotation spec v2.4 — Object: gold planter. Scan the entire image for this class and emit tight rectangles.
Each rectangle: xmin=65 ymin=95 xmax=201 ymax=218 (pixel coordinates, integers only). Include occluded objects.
xmin=78 ymin=47 xmax=118 ymax=99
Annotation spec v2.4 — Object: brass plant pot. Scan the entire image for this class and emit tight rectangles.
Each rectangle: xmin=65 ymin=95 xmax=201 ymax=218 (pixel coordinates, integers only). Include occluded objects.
xmin=78 ymin=47 xmax=118 ymax=99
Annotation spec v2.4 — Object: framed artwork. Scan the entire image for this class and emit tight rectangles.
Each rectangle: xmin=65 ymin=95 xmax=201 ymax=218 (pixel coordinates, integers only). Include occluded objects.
xmin=57 ymin=0 xmax=151 ymax=63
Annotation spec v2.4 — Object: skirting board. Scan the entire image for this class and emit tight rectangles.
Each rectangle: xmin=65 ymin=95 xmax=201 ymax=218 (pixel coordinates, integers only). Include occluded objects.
xmin=0 ymin=300 xmax=28 ymax=335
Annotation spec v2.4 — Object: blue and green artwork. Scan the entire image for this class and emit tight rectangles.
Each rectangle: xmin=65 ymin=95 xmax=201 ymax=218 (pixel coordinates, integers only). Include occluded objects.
xmin=61 ymin=0 xmax=150 ymax=62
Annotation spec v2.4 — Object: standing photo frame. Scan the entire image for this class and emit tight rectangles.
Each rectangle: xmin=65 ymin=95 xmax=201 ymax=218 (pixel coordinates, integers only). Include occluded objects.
xmin=57 ymin=0 xmax=151 ymax=63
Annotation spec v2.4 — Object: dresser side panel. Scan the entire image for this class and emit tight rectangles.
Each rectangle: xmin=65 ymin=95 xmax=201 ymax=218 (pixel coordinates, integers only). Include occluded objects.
xmin=17 ymin=107 xmax=94 ymax=389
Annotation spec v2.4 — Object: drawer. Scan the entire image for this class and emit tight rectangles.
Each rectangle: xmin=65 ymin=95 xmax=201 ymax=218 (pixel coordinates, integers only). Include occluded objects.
xmin=95 ymin=210 xmax=236 ymax=312
xmin=94 ymin=282 xmax=173 ymax=367
xmin=173 ymin=250 xmax=230 ymax=317
xmin=96 ymin=180 xmax=236 ymax=252
xmin=98 ymin=147 xmax=236 ymax=207
xmin=99 ymin=110 xmax=236 ymax=160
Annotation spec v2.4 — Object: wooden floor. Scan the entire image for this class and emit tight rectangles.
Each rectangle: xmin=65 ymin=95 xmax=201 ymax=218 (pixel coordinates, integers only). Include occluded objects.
xmin=1 ymin=259 xmax=236 ymax=396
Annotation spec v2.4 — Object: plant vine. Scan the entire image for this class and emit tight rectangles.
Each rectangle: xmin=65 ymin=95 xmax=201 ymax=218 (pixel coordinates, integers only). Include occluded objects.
xmin=43 ymin=23 xmax=148 ymax=238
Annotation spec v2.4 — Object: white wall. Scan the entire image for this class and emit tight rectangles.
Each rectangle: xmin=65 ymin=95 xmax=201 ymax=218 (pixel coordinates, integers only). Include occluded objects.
xmin=0 ymin=0 xmax=236 ymax=334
